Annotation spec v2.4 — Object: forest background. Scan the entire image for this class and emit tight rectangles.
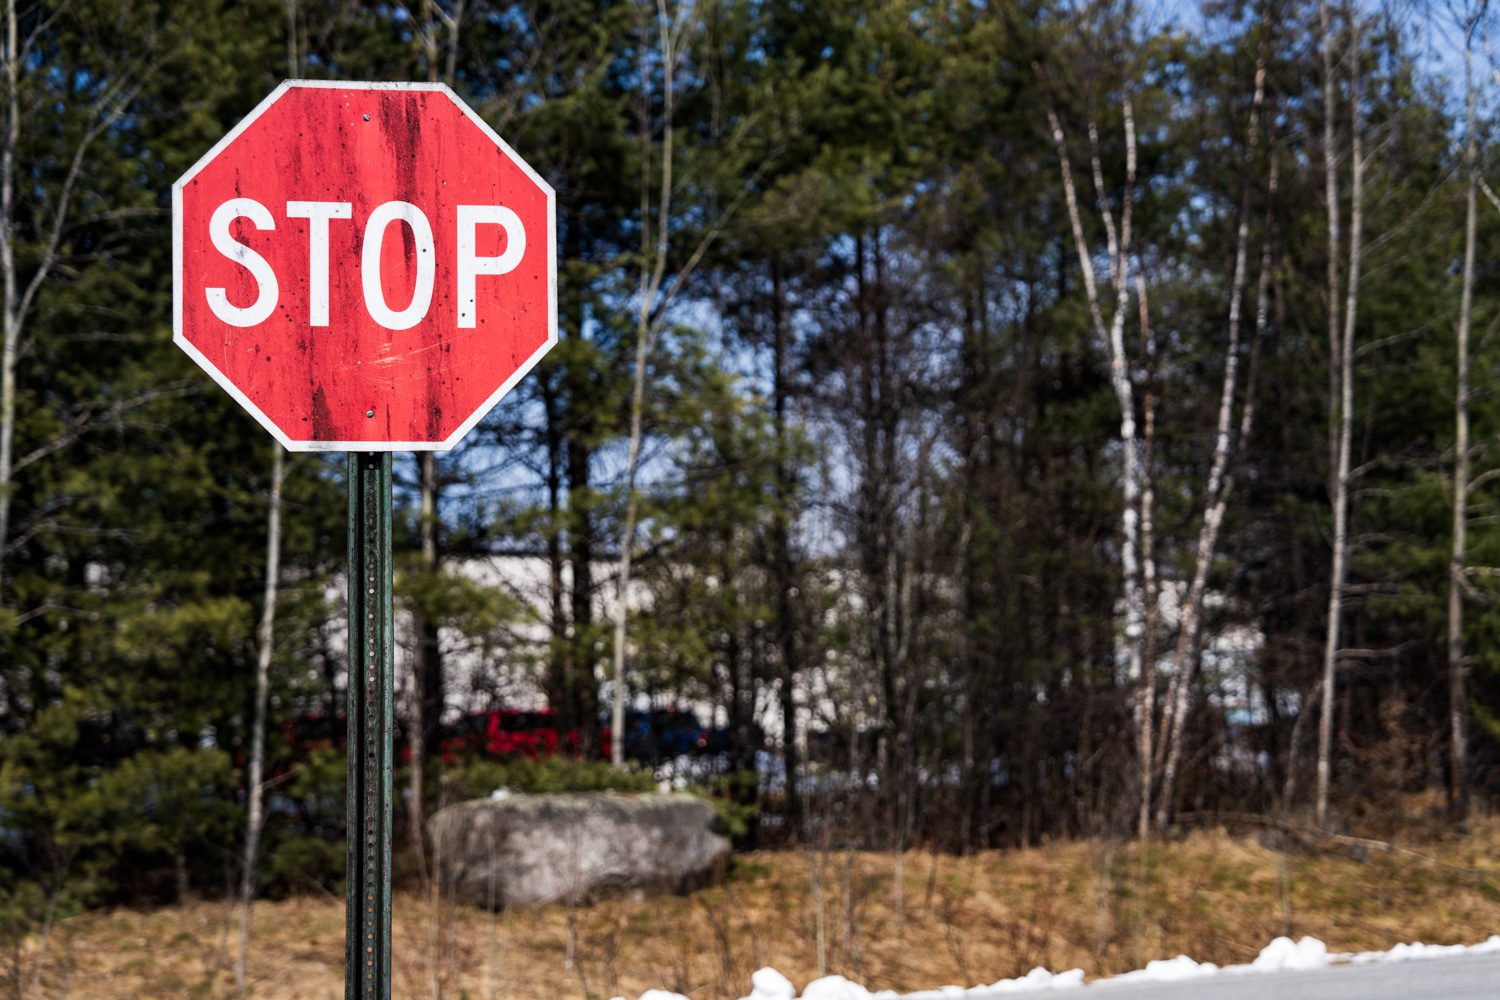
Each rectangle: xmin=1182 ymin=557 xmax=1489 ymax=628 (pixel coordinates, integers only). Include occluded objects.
xmin=4 ymin=0 xmax=1500 ymax=974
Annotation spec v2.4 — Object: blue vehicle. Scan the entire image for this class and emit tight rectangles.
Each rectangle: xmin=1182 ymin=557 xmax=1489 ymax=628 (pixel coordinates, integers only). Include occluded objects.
xmin=608 ymin=707 xmax=710 ymax=763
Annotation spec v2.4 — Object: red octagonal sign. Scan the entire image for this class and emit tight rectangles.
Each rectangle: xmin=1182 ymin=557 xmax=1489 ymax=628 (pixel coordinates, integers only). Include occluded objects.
xmin=173 ymin=81 xmax=557 ymax=451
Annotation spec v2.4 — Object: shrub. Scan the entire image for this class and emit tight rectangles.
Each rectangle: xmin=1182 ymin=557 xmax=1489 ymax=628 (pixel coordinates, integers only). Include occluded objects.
xmin=262 ymin=835 xmax=344 ymax=895
xmin=445 ymin=756 xmax=656 ymax=800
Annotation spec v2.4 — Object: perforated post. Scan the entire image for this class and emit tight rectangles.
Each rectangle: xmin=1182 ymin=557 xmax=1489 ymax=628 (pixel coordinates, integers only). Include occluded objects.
xmin=345 ymin=452 xmax=393 ymax=1000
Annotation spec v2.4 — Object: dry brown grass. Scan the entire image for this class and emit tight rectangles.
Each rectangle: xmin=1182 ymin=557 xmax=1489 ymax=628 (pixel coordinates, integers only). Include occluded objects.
xmin=23 ymin=812 xmax=1500 ymax=999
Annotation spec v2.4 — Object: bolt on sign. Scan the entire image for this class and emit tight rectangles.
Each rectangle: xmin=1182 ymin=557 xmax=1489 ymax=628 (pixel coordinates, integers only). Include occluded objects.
xmin=172 ymin=81 xmax=557 ymax=998
xmin=174 ymin=80 xmax=557 ymax=450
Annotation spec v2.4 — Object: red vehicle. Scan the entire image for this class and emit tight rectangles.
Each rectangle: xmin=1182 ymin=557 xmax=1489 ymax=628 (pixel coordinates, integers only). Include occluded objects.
xmin=396 ymin=726 xmax=470 ymax=766
xmin=285 ymin=713 xmax=443 ymax=768
xmin=448 ymin=708 xmax=589 ymax=760
xmin=279 ymin=709 xmax=595 ymax=767
xmin=282 ymin=713 xmax=347 ymax=756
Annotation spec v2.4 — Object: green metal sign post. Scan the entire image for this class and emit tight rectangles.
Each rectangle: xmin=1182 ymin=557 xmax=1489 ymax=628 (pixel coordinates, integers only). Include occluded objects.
xmin=345 ymin=453 xmax=394 ymax=999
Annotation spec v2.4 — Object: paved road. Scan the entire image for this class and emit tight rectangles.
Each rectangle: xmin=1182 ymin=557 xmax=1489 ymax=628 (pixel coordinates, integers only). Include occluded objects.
xmin=1080 ymin=951 xmax=1500 ymax=1000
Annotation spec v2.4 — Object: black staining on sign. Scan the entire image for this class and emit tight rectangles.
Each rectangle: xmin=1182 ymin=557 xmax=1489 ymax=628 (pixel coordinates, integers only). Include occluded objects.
xmin=379 ymin=92 xmax=420 ymax=206
xmin=310 ymin=385 xmax=335 ymax=439
xmin=400 ymin=222 xmax=415 ymax=267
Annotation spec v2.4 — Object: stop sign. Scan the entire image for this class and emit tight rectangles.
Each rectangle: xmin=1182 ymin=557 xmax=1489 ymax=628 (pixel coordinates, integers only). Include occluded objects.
xmin=172 ymin=81 xmax=556 ymax=451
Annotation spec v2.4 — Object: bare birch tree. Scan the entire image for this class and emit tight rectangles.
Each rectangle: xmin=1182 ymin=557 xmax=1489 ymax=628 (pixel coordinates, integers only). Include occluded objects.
xmin=1154 ymin=51 xmax=1271 ymax=829
xmin=0 ymin=0 xmax=148 ymax=601
xmin=1446 ymin=0 xmax=1483 ymax=827
xmin=1135 ymin=258 xmax=1161 ymax=836
xmin=237 ymin=16 xmax=301 ymax=989
xmin=408 ymin=0 xmax=466 ymax=861
xmin=610 ymin=0 xmax=690 ymax=766
xmin=235 ymin=445 xmax=284 ymax=996
xmin=1 ymin=0 xmax=29 ymax=603
xmin=1317 ymin=0 xmax=1367 ymax=832
xmin=609 ymin=0 xmax=764 ymax=767
xmin=1316 ymin=0 xmax=1364 ymax=832
xmin=1043 ymin=82 xmax=1151 ymax=835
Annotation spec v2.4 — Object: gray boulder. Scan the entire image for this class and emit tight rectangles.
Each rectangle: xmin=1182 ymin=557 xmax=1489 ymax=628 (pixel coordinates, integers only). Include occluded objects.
xmin=428 ymin=791 xmax=730 ymax=909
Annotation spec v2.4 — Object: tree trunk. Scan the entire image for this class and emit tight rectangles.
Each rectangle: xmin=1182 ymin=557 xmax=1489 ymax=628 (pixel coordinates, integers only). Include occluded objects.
xmin=0 ymin=0 xmax=19 ymax=602
xmin=176 ymin=852 xmax=190 ymax=905
xmin=407 ymin=0 xmax=459 ymax=868
xmin=1317 ymin=0 xmax=1361 ymax=832
xmin=543 ymin=376 xmax=568 ymax=720
xmin=610 ymin=5 xmax=689 ymax=768
xmin=1045 ymin=93 xmax=1149 ymax=835
xmin=409 ymin=452 xmax=442 ymax=860
xmin=1137 ymin=267 xmax=1158 ymax=842
xmin=236 ymin=444 xmax=284 ymax=996
xmin=609 ymin=315 xmax=648 ymax=768
xmin=1448 ymin=9 xmax=1478 ymax=828
xmin=418 ymin=453 xmax=444 ymax=755
xmin=567 ymin=434 xmax=598 ymax=749
xmin=0 ymin=0 xmax=136 ymax=600
xmin=558 ymin=214 xmax=599 ymax=752
xmin=1155 ymin=54 xmax=1268 ymax=829
xmin=283 ymin=0 xmax=299 ymax=80
xmin=771 ymin=258 xmax=802 ymax=836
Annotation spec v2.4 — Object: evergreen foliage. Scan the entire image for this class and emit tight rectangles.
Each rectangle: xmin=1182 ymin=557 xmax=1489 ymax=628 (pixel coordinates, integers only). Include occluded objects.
xmin=0 ymin=0 xmax=1497 ymax=932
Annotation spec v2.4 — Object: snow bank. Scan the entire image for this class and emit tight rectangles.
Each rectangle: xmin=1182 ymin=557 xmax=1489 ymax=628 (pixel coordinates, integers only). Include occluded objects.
xmin=1094 ymin=954 xmax=1217 ymax=986
xmin=614 ymin=931 xmax=1499 ymax=1000
xmin=965 ymin=967 xmax=1085 ymax=995
xmin=1345 ymin=934 xmax=1500 ymax=964
xmin=737 ymin=966 xmax=1086 ymax=1000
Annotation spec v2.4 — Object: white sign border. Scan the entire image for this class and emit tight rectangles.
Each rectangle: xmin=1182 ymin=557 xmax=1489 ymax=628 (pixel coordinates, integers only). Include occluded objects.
xmin=171 ymin=79 xmax=559 ymax=453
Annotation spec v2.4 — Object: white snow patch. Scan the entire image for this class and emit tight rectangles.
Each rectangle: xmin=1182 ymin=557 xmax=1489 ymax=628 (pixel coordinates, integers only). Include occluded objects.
xmin=1096 ymin=954 xmax=1217 ymax=986
xmin=747 ymin=967 xmax=797 ymax=1000
xmin=798 ymin=975 xmax=876 ymax=1000
xmin=1248 ymin=935 xmax=1328 ymax=972
xmin=1345 ymin=934 xmax=1500 ymax=964
xmin=968 ymin=967 xmax=1085 ymax=995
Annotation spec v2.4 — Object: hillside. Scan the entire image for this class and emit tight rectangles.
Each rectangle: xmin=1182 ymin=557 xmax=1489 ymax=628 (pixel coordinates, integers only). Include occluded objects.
xmin=21 ymin=817 xmax=1500 ymax=1000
